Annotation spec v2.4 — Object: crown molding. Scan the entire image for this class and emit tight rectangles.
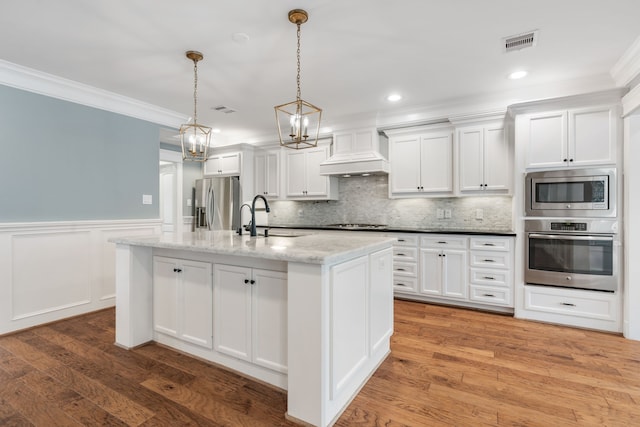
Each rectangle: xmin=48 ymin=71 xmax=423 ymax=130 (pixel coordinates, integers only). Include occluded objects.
xmin=622 ymin=84 xmax=640 ymax=117
xmin=611 ymin=35 xmax=640 ymax=88
xmin=507 ymin=88 xmax=627 ymax=116
xmin=0 ymin=60 xmax=186 ymax=128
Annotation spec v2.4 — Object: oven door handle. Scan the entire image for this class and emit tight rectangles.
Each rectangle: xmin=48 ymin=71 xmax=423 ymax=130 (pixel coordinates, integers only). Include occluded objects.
xmin=528 ymin=233 xmax=614 ymax=242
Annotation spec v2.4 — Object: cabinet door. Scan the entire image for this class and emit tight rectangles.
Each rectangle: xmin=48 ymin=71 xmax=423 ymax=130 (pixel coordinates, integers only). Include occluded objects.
xmin=304 ymin=146 xmax=329 ymax=197
xmin=220 ymin=152 xmax=241 ymax=175
xmin=213 ymin=264 xmax=252 ymax=362
xmin=252 ymin=269 xmax=288 ymax=373
xmin=569 ymin=106 xmax=616 ymax=166
xmin=458 ymin=127 xmax=484 ymax=192
xmin=390 ymin=135 xmax=422 ymax=193
xmin=285 ymin=150 xmax=307 ymax=196
xmin=180 ymin=260 xmax=213 ymax=348
xmin=526 ymin=111 xmax=568 ymax=168
xmin=254 ymin=152 xmax=267 ymax=196
xmin=441 ymin=250 xmax=468 ymax=299
xmin=265 ymin=151 xmax=280 ymax=197
xmin=203 ymin=156 xmax=223 ymax=176
xmin=483 ymin=125 xmax=510 ymax=192
xmin=420 ymin=132 xmax=453 ymax=193
xmin=153 ymin=257 xmax=179 ymax=337
xmin=419 ymin=248 xmax=442 ymax=295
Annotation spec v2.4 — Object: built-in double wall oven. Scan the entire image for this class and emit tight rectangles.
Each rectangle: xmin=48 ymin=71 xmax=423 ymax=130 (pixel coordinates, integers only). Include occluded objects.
xmin=524 ymin=168 xmax=619 ymax=292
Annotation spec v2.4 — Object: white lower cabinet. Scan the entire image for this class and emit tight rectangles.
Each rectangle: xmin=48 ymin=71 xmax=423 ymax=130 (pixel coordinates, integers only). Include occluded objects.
xmin=391 ymin=233 xmax=515 ymax=311
xmin=420 ymin=238 xmax=468 ymax=299
xmin=153 ymin=256 xmax=213 ymax=348
xmin=213 ymin=264 xmax=287 ymax=373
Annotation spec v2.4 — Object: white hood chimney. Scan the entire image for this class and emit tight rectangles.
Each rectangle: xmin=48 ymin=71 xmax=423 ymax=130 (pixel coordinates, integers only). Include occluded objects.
xmin=319 ymin=128 xmax=389 ymax=176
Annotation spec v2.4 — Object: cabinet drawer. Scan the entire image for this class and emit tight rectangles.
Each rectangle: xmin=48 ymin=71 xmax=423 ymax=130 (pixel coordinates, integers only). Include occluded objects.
xmin=392 ymin=234 xmax=419 ymax=246
xmin=393 ymin=247 xmax=418 ymax=262
xmin=469 ymin=268 xmax=511 ymax=287
xmin=470 ymin=237 xmax=512 ymax=252
xmin=421 ymin=235 xmax=468 ymax=249
xmin=469 ymin=251 xmax=511 ymax=269
xmin=393 ymin=276 xmax=418 ymax=294
xmin=469 ymin=285 xmax=512 ymax=306
xmin=524 ymin=286 xmax=618 ymax=321
xmin=393 ymin=261 xmax=417 ymax=277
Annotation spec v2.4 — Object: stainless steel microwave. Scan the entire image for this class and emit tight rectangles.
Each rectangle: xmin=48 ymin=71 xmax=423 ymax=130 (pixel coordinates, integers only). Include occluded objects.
xmin=525 ymin=168 xmax=616 ymax=217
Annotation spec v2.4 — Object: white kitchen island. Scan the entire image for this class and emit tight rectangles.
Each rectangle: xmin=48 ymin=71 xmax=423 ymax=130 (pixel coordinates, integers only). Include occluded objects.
xmin=111 ymin=230 xmax=394 ymax=427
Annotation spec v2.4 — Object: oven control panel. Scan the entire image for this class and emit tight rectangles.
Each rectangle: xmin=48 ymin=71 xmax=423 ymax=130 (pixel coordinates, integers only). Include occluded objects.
xmin=550 ymin=222 xmax=587 ymax=231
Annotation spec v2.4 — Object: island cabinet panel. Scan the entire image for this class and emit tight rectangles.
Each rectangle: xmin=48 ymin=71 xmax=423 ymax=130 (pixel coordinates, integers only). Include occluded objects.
xmin=152 ymin=256 xmax=213 ymax=348
xmin=213 ymin=264 xmax=288 ymax=373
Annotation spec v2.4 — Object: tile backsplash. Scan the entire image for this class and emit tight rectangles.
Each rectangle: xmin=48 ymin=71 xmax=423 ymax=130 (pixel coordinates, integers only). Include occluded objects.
xmin=268 ymin=175 xmax=513 ymax=231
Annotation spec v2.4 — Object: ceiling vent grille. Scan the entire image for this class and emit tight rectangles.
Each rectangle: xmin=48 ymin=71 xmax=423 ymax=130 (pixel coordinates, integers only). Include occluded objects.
xmin=503 ymin=30 xmax=538 ymax=53
xmin=213 ymin=105 xmax=237 ymax=114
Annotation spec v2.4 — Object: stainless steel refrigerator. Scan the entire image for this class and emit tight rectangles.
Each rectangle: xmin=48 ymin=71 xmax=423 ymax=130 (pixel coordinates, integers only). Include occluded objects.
xmin=193 ymin=176 xmax=240 ymax=231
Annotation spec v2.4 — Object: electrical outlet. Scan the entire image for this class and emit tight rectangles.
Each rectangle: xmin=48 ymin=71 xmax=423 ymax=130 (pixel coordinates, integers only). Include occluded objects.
xmin=444 ymin=209 xmax=452 ymax=219
xmin=187 ymin=198 xmax=192 ymax=207
xmin=475 ymin=209 xmax=484 ymax=220
xmin=437 ymin=208 xmax=444 ymax=219
xmin=142 ymin=194 xmax=152 ymax=205
xmin=297 ymin=209 xmax=304 ymax=217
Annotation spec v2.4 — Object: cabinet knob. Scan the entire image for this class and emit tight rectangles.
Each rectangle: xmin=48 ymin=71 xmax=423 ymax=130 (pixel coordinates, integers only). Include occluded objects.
xmin=563 ymin=158 xmax=568 ymax=162
xmin=569 ymin=159 xmax=574 ymax=162
xmin=484 ymin=184 xmax=488 ymax=187
xmin=173 ymin=268 xmax=182 ymax=273
xmin=244 ymin=279 xmax=249 ymax=284
xmin=250 ymin=279 xmax=256 ymax=285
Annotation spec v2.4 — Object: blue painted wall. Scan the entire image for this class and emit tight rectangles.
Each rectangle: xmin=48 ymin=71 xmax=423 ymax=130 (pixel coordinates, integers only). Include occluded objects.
xmin=0 ymin=85 xmax=160 ymax=222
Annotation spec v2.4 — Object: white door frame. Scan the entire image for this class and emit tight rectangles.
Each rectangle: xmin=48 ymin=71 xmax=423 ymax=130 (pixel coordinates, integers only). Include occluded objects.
xmin=160 ymin=149 xmax=184 ymax=234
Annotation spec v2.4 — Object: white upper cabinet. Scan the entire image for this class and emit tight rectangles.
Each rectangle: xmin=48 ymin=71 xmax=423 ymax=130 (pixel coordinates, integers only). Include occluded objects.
xmin=458 ymin=123 xmax=510 ymax=194
xmin=388 ymin=128 xmax=453 ymax=197
xmin=204 ymin=151 xmax=242 ymax=176
xmin=523 ymin=105 xmax=617 ymax=169
xmin=285 ymin=145 xmax=338 ymax=200
xmin=254 ymin=149 xmax=280 ymax=199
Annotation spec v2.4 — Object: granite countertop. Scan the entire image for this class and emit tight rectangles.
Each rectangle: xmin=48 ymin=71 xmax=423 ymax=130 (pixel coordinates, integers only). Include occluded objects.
xmin=110 ymin=230 xmax=395 ymax=265
xmin=263 ymin=224 xmax=517 ymax=237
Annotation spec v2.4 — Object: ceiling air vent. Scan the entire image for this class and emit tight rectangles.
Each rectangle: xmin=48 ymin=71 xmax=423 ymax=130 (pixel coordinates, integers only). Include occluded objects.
xmin=503 ymin=30 xmax=538 ymax=53
xmin=213 ymin=105 xmax=237 ymax=114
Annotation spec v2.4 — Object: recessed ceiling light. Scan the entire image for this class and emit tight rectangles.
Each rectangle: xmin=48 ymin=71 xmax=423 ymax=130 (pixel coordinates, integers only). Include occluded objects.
xmin=387 ymin=93 xmax=402 ymax=102
xmin=508 ymin=70 xmax=528 ymax=80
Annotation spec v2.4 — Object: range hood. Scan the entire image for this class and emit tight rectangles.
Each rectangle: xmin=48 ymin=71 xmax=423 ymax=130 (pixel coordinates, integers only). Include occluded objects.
xmin=319 ymin=128 xmax=389 ymax=176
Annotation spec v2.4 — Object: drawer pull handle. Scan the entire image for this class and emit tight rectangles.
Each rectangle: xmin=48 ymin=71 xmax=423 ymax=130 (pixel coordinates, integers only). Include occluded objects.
xmin=396 ymin=268 xmax=406 ymax=271
xmin=483 ymin=276 xmax=495 ymax=280
xmin=483 ymin=243 xmax=495 ymax=246
xmin=482 ymin=293 xmax=495 ymax=297
xmin=483 ymin=259 xmax=495 ymax=262
xmin=561 ymin=302 xmax=576 ymax=307
xmin=397 ymin=253 xmax=406 ymax=256
xmin=398 ymin=239 xmax=405 ymax=242
xmin=437 ymin=241 xmax=447 ymax=244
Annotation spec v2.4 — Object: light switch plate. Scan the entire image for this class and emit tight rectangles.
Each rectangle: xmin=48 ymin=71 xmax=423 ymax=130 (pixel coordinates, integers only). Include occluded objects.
xmin=476 ymin=209 xmax=484 ymax=220
xmin=187 ymin=198 xmax=192 ymax=207
xmin=437 ymin=208 xmax=444 ymax=219
xmin=142 ymin=194 xmax=152 ymax=205
xmin=444 ymin=209 xmax=452 ymax=219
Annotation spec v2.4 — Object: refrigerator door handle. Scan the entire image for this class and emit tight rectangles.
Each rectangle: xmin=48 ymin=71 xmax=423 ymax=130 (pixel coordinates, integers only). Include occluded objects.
xmin=206 ymin=186 xmax=214 ymax=230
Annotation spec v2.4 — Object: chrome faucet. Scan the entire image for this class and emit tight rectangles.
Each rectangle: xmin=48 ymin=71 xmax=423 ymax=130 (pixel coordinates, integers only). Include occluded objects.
xmin=250 ymin=194 xmax=270 ymax=237
xmin=238 ymin=203 xmax=252 ymax=235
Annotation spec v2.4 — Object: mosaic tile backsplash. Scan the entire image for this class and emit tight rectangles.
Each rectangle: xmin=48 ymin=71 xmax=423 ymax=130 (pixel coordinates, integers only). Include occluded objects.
xmin=267 ymin=175 xmax=513 ymax=231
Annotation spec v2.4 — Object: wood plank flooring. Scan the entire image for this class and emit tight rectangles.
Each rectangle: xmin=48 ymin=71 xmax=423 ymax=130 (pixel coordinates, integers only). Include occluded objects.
xmin=2 ymin=299 xmax=640 ymax=426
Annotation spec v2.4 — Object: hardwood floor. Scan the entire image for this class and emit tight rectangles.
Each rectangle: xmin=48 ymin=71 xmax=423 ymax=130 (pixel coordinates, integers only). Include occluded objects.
xmin=2 ymin=300 xmax=640 ymax=426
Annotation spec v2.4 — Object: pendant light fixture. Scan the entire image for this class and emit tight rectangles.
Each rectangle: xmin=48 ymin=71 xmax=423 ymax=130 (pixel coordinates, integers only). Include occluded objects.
xmin=274 ymin=9 xmax=322 ymax=149
xmin=180 ymin=50 xmax=212 ymax=162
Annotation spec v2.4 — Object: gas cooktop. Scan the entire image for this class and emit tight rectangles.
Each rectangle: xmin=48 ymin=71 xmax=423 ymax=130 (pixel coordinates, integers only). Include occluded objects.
xmin=326 ymin=223 xmax=388 ymax=230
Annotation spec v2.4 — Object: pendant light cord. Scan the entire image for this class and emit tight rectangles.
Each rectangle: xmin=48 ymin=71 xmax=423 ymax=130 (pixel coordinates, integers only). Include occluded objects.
xmin=296 ymin=23 xmax=301 ymax=102
xmin=193 ymin=59 xmax=199 ymax=123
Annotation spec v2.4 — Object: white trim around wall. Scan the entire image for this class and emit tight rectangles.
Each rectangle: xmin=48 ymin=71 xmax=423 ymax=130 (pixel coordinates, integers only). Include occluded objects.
xmin=0 ymin=219 xmax=162 ymax=335
xmin=0 ymin=60 xmax=186 ymax=128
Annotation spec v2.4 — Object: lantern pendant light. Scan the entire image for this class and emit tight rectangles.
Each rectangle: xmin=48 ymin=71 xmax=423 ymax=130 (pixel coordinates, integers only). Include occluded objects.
xmin=274 ymin=9 xmax=322 ymax=149
xmin=180 ymin=50 xmax=212 ymax=162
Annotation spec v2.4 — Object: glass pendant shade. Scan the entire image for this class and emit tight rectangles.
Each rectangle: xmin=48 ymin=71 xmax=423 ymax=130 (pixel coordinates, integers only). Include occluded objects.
xmin=274 ymin=9 xmax=322 ymax=149
xmin=180 ymin=50 xmax=211 ymax=162
xmin=180 ymin=122 xmax=211 ymax=161
xmin=275 ymin=98 xmax=322 ymax=149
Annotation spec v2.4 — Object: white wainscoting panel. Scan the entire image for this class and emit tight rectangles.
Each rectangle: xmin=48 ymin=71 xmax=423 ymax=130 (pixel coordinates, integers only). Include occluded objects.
xmin=12 ymin=230 xmax=92 ymax=319
xmin=0 ymin=219 xmax=161 ymax=334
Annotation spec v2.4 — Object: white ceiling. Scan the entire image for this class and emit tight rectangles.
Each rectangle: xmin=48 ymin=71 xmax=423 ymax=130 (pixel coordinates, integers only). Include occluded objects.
xmin=1 ymin=0 xmax=639 ymax=145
